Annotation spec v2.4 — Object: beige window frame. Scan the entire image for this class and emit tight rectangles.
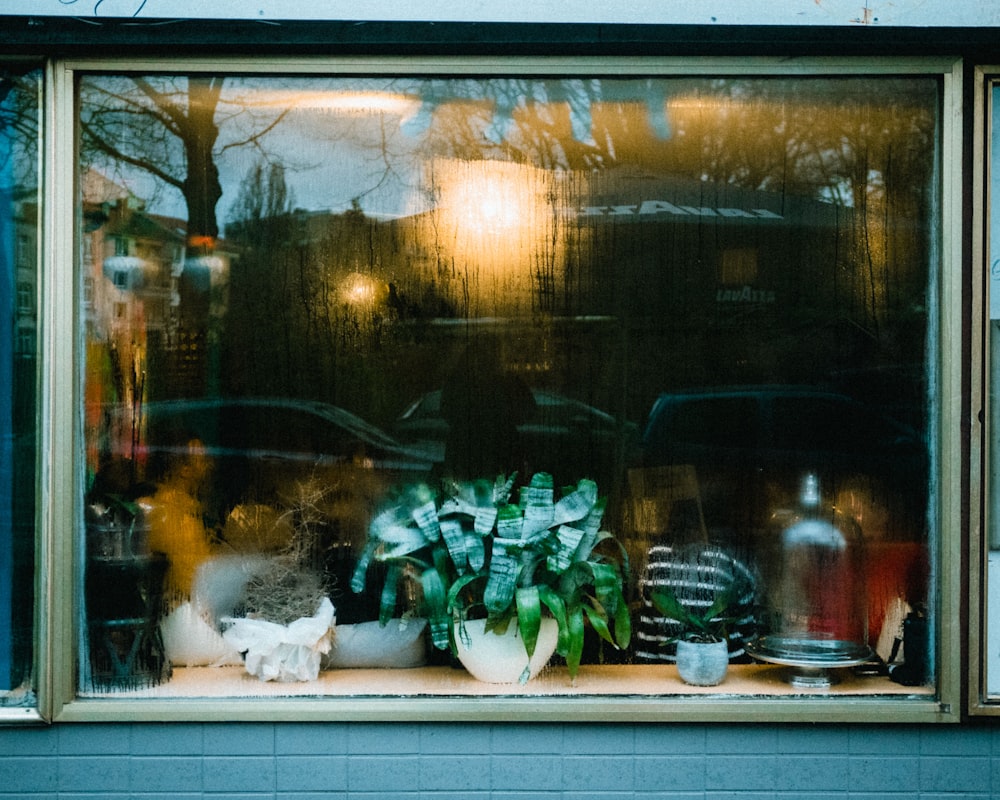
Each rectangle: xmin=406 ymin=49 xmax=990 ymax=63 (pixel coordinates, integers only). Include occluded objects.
xmin=970 ymin=65 xmax=1000 ymax=716
xmin=36 ymin=55 xmax=964 ymax=724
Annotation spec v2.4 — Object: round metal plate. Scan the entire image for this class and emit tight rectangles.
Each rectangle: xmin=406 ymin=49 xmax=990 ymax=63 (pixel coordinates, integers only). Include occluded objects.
xmin=746 ymin=635 xmax=873 ymax=668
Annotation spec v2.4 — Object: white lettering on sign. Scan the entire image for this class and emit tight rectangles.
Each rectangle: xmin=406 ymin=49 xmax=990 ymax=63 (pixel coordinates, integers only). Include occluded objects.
xmin=637 ymin=200 xmax=688 ymax=215
xmin=569 ymin=202 xmax=783 ymax=220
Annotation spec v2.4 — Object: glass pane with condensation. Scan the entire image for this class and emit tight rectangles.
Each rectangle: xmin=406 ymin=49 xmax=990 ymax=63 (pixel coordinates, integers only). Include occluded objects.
xmin=75 ymin=72 xmax=939 ymax=699
xmin=986 ymin=83 xmax=1000 ymax=698
xmin=0 ymin=65 xmax=40 ymax=712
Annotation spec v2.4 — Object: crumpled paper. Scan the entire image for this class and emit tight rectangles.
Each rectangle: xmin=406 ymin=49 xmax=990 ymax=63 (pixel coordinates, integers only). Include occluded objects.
xmin=222 ymin=597 xmax=336 ymax=682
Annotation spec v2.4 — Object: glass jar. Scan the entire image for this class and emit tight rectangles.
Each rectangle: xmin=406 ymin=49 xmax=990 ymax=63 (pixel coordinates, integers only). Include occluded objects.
xmin=748 ymin=473 xmax=872 ymax=686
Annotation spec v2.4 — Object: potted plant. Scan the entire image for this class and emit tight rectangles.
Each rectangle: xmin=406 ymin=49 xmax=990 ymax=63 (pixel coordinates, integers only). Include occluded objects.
xmin=215 ymin=487 xmax=337 ymax=683
xmin=351 ymin=471 xmax=631 ymax=684
xmin=645 ymin=544 xmax=757 ymax=686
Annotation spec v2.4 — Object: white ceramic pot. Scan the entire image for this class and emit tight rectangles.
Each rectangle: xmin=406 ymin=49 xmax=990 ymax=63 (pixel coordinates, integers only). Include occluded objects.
xmin=454 ymin=617 xmax=559 ymax=683
xmin=675 ymin=638 xmax=729 ymax=686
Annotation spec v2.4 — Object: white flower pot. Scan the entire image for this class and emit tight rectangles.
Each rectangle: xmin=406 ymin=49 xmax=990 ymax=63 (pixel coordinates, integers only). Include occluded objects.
xmin=454 ymin=617 xmax=559 ymax=683
xmin=675 ymin=638 xmax=729 ymax=686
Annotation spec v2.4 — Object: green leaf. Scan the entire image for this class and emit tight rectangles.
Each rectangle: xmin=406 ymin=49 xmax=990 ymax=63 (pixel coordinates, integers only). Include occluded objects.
xmin=446 ymin=572 xmax=484 ymax=616
xmin=420 ymin=567 xmax=450 ymax=650
xmin=557 ymin=560 xmax=591 ymax=600
xmin=485 ymin=611 xmax=515 ymax=635
xmin=614 ymin=589 xmax=632 ymax=649
xmin=703 ymin=587 xmax=736 ymax=623
xmin=566 ymin=606 xmax=585 ymax=680
xmin=378 ymin=564 xmax=400 ymax=626
xmin=349 ymin=539 xmax=378 ymax=594
xmin=483 ymin=536 xmax=521 ymax=614
xmin=582 ymin=603 xmax=614 ymax=645
xmin=650 ymin=586 xmax=739 ymax=642
xmin=538 ymin=586 xmax=569 ymax=655
xmin=515 ymin=585 xmax=542 ymax=659
xmin=590 ymin=562 xmax=621 ymax=612
xmin=650 ymin=589 xmax=701 ymax=631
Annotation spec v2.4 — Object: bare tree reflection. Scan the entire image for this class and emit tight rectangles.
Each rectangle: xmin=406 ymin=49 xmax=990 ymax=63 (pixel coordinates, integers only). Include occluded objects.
xmin=80 ymin=75 xmax=294 ymax=248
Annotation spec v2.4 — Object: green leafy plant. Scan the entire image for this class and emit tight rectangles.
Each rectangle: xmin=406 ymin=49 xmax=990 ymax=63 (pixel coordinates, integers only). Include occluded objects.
xmin=646 ymin=543 xmax=757 ymax=646
xmin=351 ymin=471 xmax=631 ymax=682
xmin=649 ymin=585 xmax=743 ymax=644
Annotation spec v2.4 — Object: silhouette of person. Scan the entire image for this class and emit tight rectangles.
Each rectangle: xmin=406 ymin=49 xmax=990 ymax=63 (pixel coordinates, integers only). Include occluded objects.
xmin=439 ymin=341 xmax=536 ymax=481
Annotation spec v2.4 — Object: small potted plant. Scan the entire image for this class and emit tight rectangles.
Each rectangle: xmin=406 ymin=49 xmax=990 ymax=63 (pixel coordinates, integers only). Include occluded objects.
xmin=644 ymin=544 xmax=757 ymax=686
xmin=351 ymin=471 xmax=631 ymax=684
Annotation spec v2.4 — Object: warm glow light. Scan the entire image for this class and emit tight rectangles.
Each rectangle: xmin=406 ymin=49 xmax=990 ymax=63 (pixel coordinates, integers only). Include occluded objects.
xmin=338 ymin=271 xmax=387 ymax=307
xmin=441 ymin=161 xmax=533 ymax=235
xmin=420 ymin=159 xmax=579 ymax=314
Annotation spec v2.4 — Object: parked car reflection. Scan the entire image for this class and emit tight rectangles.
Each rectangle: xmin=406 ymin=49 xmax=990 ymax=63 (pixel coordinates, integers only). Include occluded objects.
xmin=115 ymin=397 xmax=437 ymax=539
xmin=639 ymin=385 xmax=928 ymax=543
xmin=392 ymin=388 xmax=639 ymax=488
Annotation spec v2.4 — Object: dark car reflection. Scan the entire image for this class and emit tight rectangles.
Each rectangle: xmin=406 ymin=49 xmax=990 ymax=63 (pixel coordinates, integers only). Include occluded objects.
xmin=122 ymin=397 xmax=438 ymax=537
xmin=639 ymin=386 xmax=928 ymax=543
xmin=93 ymin=397 xmax=443 ymax=625
xmin=391 ymin=388 xmax=639 ymax=489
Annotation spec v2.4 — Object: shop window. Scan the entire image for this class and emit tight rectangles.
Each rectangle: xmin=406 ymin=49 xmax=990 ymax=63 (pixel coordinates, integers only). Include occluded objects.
xmin=0 ymin=65 xmax=39 ymax=717
xmin=68 ymin=61 xmax=953 ymax=717
xmin=975 ymin=68 xmax=1000 ymax=713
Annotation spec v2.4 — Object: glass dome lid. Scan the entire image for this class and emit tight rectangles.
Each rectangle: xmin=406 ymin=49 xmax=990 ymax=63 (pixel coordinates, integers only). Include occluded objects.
xmin=746 ymin=473 xmax=872 ymax=687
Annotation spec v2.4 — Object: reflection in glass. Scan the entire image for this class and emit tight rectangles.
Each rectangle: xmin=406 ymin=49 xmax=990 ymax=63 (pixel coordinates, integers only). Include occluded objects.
xmin=987 ymin=84 xmax=1000 ymax=696
xmin=0 ymin=66 xmax=39 ymax=707
xmin=77 ymin=72 xmax=938 ymax=694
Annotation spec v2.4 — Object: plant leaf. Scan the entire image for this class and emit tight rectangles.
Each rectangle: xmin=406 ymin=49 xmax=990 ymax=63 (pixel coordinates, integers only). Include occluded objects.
xmin=378 ymin=564 xmax=400 ymax=626
xmin=650 ymin=589 xmax=700 ymax=631
xmin=349 ymin=539 xmax=378 ymax=594
xmin=703 ymin=587 xmax=736 ymax=623
xmin=589 ymin=562 xmax=621 ymax=613
xmin=582 ymin=602 xmax=614 ymax=645
xmin=483 ymin=536 xmax=521 ymax=614
xmin=446 ymin=572 xmax=484 ymax=616
xmin=566 ymin=605 xmax=585 ymax=680
xmin=420 ymin=567 xmax=450 ymax=650
xmin=614 ymin=589 xmax=632 ymax=649
xmin=539 ymin=586 xmax=569 ymax=655
xmin=515 ymin=585 xmax=542 ymax=660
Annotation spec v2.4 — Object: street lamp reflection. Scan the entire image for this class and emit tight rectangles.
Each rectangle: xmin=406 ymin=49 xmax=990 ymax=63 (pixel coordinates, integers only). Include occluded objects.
xmin=338 ymin=271 xmax=388 ymax=308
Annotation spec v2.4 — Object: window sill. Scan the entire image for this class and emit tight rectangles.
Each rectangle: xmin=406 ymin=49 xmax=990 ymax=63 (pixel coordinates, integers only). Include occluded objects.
xmin=55 ymin=662 xmax=951 ymax=723
xmin=78 ymin=662 xmax=932 ymax=698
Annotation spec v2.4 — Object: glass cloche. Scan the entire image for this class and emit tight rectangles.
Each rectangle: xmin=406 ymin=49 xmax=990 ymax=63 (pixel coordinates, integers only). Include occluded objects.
xmin=747 ymin=473 xmax=872 ymax=687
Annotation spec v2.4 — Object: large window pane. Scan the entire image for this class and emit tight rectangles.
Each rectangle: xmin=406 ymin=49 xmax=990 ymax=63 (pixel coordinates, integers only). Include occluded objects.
xmin=0 ymin=65 xmax=39 ymax=710
xmin=986 ymin=82 xmax=1000 ymax=699
xmin=76 ymin=71 xmax=938 ymax=698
